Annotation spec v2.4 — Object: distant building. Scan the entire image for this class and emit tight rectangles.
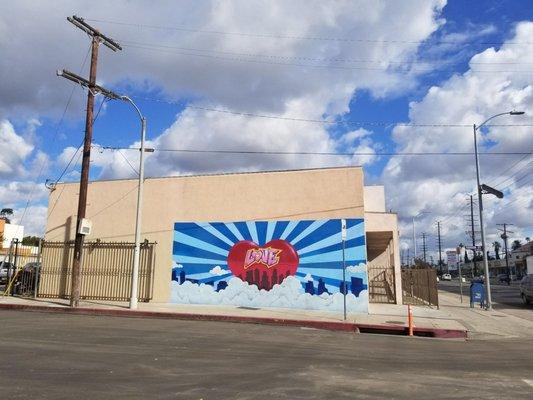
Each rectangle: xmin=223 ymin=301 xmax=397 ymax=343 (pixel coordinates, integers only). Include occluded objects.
xmin=0 ymin=219 xmax=24 ymax=249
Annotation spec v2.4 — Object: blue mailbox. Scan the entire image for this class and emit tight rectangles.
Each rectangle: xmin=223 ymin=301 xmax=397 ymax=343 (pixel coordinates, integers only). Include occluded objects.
xmin=470 ymin=282 xmax=485 ymax=308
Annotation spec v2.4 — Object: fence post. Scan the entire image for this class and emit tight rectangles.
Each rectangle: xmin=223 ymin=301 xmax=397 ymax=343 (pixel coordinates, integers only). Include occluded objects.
xmin=34 ymin=239 xmax=43 ymax=299
xmin=10 ymin=239 xmax=20 ymax=295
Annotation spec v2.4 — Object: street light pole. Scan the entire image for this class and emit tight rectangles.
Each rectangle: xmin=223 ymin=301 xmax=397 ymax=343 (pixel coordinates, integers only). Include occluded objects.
xmin=473 ymin=110 xmax=525 ymax=311
xmin=121 ymin=96 xmax=146 ymax=310
xmin=57 ymin=68 xmax=147 ymax=310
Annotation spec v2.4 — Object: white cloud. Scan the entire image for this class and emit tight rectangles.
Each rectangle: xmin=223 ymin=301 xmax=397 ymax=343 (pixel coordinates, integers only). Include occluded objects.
xmin=0 ymin=120 xmax=34 ymax=179
xmin=0 ymin=181 xmax=48 ymax=208
xmin=10 ymin=205 xmax=48 ymax=237
xmin=346 ymin=263 xmax=367 ymax=274
xmin=170 ymin=275 xmax=368 ymax=313
xmin=209 ymin=265 xmax=229 ymax=276
xmin=382 ymin=21 xmax=533 ymax=251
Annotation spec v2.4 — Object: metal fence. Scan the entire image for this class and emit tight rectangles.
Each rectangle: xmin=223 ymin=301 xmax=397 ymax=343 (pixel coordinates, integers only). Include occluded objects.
xmin=38 ymin=241 xmax=156 ymax=302
xmin=368 ymin=265 xmax=396 ymax=303
xmin=401 ymin=268 xmax=438 ymax=307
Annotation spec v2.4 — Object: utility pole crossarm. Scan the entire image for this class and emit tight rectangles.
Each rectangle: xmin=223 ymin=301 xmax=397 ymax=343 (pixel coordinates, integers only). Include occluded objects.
xmin=68 ymin=16 xmax=122 ymax=51
xmin=56 ymin=70 xmax=122 ymax=100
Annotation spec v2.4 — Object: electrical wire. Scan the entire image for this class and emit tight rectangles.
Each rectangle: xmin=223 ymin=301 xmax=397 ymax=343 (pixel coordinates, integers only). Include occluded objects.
xmin=486 ymin=152 xmax=533 ymax=187
xmin=14 ymin=44 xmax=91 ymax=230
xmin=95 ymin=145 xmax=531 ymax=157
xmin=122 ymin=42 xmax=533 ymax=74
xmin=132 ymin=96 xmax=533 ymax=128
xmin=117 ymin=150 xmax=139 ymax=175
xmin=86 ymin=18 xmax=533 ymax=46
xmin=120 ymin=40 xmax=533 ymax=66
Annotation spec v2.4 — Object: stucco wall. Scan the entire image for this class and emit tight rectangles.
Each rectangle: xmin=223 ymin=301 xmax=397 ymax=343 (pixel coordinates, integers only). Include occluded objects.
xmin=363 ymin=186 xmax=386 ymax=213
xmin=365 ymin=212 xmax=402 ymax=304
xmin=45 ymin=167 xmax=367 ymax=302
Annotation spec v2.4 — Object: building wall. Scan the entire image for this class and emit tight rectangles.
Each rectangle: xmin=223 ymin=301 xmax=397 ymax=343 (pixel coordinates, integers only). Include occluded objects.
xmin=45 ymin=167 xmax=368 ymax=302
xmin=364 ymin=212 xmax=401 ymax=304
xmin=363 ymin=186 xmax=386 ymax=213
xmin=1 ymin=222 xmax=24 ymax=249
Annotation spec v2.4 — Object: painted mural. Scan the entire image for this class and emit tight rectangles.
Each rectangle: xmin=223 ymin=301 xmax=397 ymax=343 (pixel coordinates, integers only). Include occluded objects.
xmin=170 ymin=219 xmax=368 ymax=313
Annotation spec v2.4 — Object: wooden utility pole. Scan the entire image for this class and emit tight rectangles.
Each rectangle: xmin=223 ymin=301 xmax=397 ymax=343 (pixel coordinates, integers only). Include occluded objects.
xmin=65 ymin=16 xmax=121 ymax=307
xmin=498 ymin=223 xmax=514 ymax=281
xmin=436 ymin=221 xmax=443 ymax=273
xmin=421 ymin=232 xmax=428 ymax=264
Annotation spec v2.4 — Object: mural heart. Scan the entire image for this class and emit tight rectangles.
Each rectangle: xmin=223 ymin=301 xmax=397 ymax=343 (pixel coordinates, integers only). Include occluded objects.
xmin=227 ymin=239 xmax=299 ymax=290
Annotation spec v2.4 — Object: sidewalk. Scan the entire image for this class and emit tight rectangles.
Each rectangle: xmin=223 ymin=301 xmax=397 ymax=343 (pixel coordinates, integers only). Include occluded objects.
xmin=0 ymin=295 xmax=467 ymax=339
xmin=437 ymin=290 xmax=533 ymax=340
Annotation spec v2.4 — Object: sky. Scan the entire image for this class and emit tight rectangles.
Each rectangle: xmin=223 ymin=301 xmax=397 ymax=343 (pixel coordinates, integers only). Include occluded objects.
xmin=0 ymin=0 xmax=532 ymax=261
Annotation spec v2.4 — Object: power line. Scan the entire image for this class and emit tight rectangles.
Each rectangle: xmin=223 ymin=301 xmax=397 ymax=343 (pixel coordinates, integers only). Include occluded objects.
xmin=96 ymin=145 xmax=531 ymax=157
xmin=121 ymin=42 xmax=533 ymax=74
xmin=86 ymin=18 xmax=533 ymax=46
xmin=486 ymin=152 xmax=533 ymax=187
xmin=117 ymin=150 xmax=139 ymax=176
xmin=14 ymin=44 xmax=92 ymax=230
xmin=120 ymin=40 xmax=533 ymax=66
xmin=132 ymin=96 xmax=533 ymax=128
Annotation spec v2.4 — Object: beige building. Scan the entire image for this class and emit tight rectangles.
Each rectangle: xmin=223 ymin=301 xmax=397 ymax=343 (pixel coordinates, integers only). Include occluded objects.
xmin=45 ymin=166 xmax=402 ymax=304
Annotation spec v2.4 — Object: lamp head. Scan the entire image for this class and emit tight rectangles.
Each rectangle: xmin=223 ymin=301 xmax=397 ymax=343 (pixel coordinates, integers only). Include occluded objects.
xmin=510 ymin=110 xmax=525 ymax=115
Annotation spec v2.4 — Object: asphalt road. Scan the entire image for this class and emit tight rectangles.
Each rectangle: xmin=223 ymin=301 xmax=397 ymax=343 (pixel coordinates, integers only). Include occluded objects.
xmin=0 ymin=311 xmax=532 ymax=400
xmin=438 ymin=280 xmax=533 ymax=322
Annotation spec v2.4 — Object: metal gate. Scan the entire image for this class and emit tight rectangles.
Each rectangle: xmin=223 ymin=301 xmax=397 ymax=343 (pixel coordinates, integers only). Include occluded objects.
xmin=38 ymin=241 xmax=156 ymax=302
xmin=368 ymin=265 xmax=396 ymax=303
xmin=401 ymin=268 xmax=438 ymax=307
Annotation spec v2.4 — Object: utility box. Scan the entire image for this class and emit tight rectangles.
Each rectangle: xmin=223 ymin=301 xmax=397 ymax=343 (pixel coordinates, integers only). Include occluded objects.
xmin=470 ymin=282 xmax=485 ymax=308
xmin=78 ymin=218 xmax=92 ymax=236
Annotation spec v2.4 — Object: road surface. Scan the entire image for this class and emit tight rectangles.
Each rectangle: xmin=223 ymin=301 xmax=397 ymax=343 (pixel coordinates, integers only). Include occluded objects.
xmin=0 ymin=310 xmax=532 ymax=399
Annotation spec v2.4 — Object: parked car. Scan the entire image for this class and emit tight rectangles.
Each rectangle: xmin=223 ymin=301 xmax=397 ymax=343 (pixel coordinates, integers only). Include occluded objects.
xmin=519 ymin=275 xmax=533 ymax=305
xmin=498 ymin=273 xmax=511 ymax=284
xmin=0 ymin=261 xmax=14 ymax=284
xmin=13 ymin=262 xmax=41 ymax=296
xmin=441 ymin=273 xmax=452 ymax=281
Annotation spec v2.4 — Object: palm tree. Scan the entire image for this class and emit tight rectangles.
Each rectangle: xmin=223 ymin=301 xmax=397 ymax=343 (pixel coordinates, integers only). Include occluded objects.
xmin=492 ymin=241 xmax=501 ymax=259
xmin=511 ymin=240 xmax=522 ymax=251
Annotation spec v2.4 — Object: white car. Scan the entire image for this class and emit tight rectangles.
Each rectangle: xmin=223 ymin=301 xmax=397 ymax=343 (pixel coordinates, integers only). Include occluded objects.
xmin=0 ymin=261 xmax=13 ymax=283
xmin=441 ymin=273 xmax=452 ymax=281
xmin=519 ymin=275 xmax=533 ymax=305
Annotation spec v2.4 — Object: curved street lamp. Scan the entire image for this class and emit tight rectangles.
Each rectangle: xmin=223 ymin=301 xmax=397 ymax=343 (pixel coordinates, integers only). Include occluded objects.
xmin=121 ymin=96 xmax=147 ymax=310
xmin=473 ymin=110 xmax=525 ymax=311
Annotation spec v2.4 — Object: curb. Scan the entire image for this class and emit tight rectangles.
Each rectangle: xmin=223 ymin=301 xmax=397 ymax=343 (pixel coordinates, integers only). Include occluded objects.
xmin=0 ymin=303 xmax=467 ymax=339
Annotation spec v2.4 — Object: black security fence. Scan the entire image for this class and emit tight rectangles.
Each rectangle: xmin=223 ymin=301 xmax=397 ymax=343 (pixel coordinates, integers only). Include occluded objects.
xmin=401 ymin=268 xmax=439 ymax=307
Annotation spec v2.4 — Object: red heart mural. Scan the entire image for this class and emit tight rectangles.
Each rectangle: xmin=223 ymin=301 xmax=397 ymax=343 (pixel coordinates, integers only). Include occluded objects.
xmin=227 ymin=240 xmax=299 ymax=290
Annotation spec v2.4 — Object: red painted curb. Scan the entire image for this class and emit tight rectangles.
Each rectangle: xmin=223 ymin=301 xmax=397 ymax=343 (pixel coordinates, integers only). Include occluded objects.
xmin=0 ymin=303 xmax=467 ymax=339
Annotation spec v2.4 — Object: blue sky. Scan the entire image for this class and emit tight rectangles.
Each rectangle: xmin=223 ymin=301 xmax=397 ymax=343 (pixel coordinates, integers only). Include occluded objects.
xmin=1 ymin=0 xmax=531 ymax=256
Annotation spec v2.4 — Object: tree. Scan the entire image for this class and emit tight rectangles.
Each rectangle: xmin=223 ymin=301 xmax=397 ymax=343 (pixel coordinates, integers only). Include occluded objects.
xmin=492 ymin=241 xmax=501 ymax=259
xmin=511 ymin=240 xmax=522 ymax=251
xmin=22 ymin=236 xmax=42 ymax=246
xmin=526 ymin=237 xmax=531 ymax=243
xmin=0 ymin=208 xmax=13 ymax=224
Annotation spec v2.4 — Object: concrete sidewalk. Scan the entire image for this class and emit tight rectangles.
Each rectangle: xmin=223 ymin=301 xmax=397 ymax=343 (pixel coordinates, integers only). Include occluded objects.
xmin=437 ymin=289 xmax=533 ymax=340
xmin=0 ymin=295 xmax=467 ymax=339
